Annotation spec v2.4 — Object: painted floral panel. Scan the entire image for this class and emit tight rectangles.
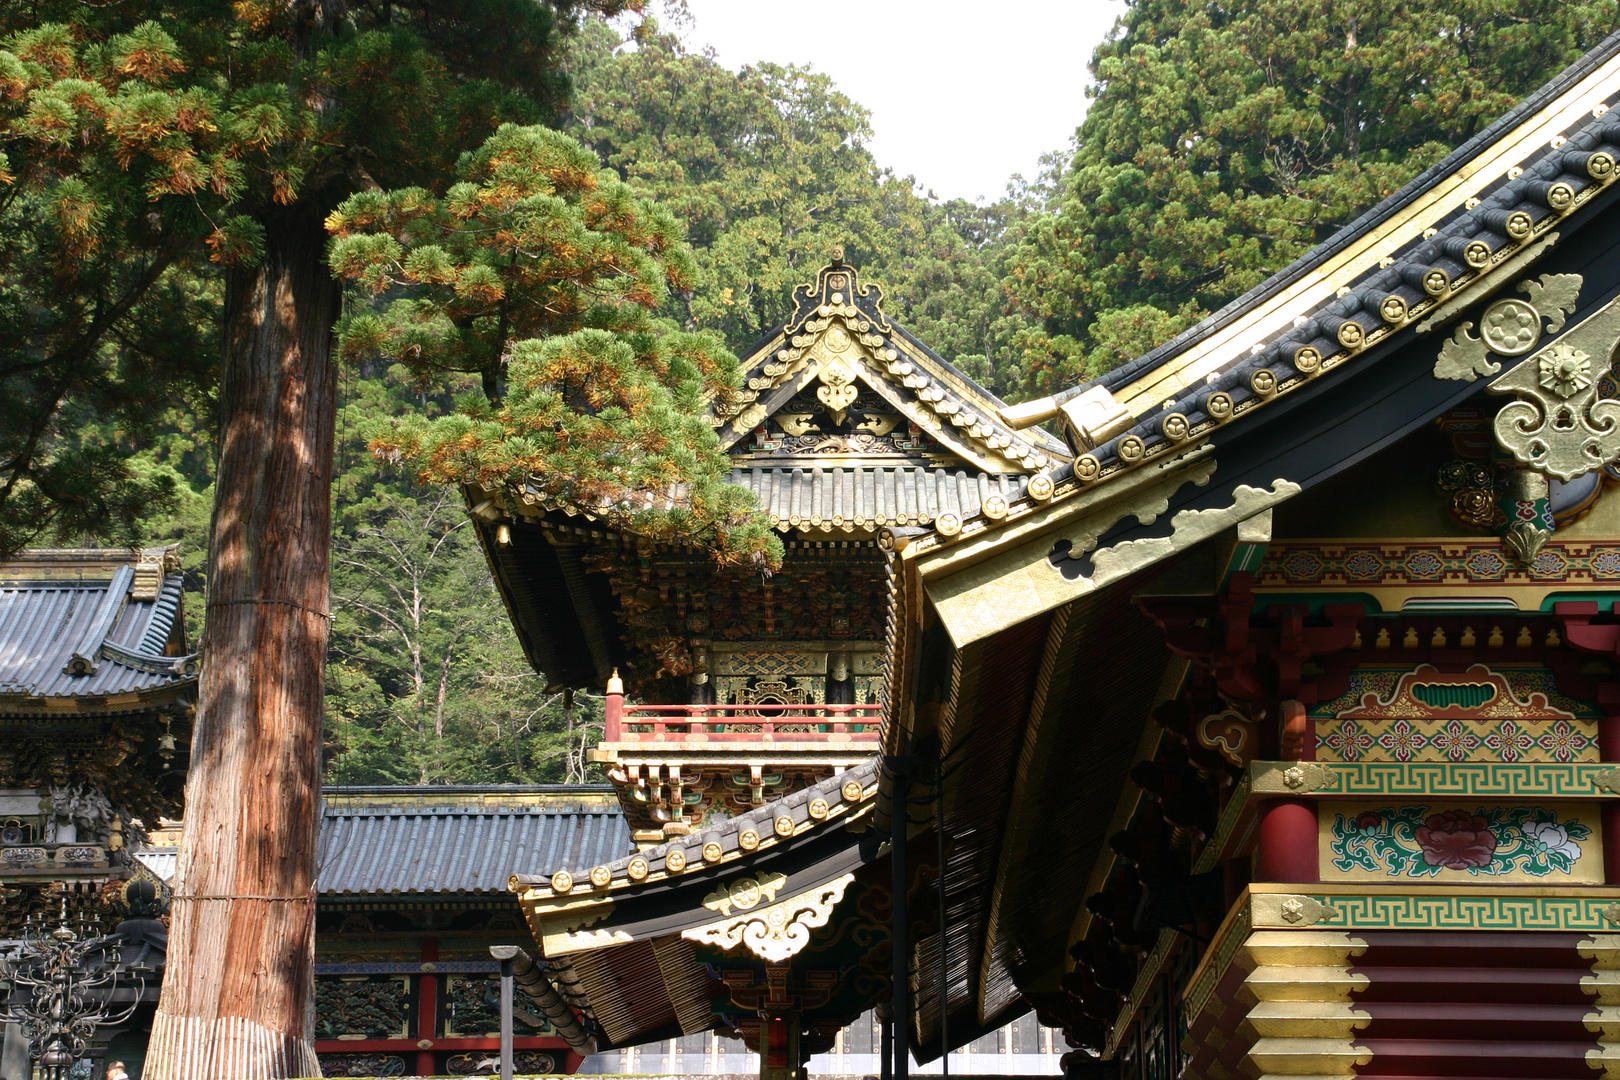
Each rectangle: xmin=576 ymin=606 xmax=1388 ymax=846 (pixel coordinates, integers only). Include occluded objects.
xmin=1322 ymin=802 xmax=1602 ymax=883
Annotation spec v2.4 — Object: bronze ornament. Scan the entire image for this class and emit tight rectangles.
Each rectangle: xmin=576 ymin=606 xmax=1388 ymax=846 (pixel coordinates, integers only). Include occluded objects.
xmin=1435 ymin=273 xmax=1583 ymax=381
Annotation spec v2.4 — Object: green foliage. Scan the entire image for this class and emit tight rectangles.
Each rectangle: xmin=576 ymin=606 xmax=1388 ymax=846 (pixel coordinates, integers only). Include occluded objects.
xmin=564 ymin=21 xmax=1048 ymax=398
xmin=0 ymin=0 xmax=628 ymax=560
xmin=1005 ymin=0 xmax=1620 ymax=386
xmin=329 ymin=122 xmax=781 ymax=567
xmin=324 ymin=375 xmax=607 ymax=784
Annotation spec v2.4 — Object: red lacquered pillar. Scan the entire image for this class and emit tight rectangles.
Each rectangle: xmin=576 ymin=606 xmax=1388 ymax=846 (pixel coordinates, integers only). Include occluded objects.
xmin=417 ymin=937 xmax=440 ymax=1075
xmin=1256 ymin=800 xmax=1318 ymax=883
xmin=605 ymin=669 xmax=624 ymax=739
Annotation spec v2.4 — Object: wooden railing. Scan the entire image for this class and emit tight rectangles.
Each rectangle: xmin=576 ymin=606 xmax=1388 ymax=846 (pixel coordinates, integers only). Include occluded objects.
xmin=604 ymin=677 xmax=881 ymax=743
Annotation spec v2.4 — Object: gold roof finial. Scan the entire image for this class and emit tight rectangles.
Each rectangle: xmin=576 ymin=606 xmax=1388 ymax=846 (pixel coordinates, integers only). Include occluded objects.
xmin=829 ymin=244 xmax=845 ymax=266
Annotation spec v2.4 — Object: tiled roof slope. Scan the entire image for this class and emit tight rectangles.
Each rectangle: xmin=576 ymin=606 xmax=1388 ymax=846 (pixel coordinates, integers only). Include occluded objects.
xmin=909 ymin=29 xmax=1620 ymax=553
xmin=0 ymin=548 xmax=197 ymax=708
xmin=316 ymin=786 xmax=630 ymax=896
xmin=729 ymin=466 xmax=1029 ymax=532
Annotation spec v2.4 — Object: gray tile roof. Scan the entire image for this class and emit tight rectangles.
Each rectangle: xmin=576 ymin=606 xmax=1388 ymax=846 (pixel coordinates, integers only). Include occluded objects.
xmin=729 ymin=466 xmax=1028 ymax=530
xmin=0 ymin=549 xmax=197 ymax=705
xmin=316 ymin=791 xmax=632 ymax=896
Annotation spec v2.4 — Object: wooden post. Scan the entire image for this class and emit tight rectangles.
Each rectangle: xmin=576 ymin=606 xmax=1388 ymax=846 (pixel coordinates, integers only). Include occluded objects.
xmin=417 ymin=937 xmax=439 ymax=1075
xmin=605 ymin=669 xmax=624 ymax=740
xmin=145 ymin=200 xmax=339 ymax=1080
xmin=1256 ymin=799 xmax=1318 ymax=883
xmin=888 ymin=757 xmax=912 ymax=1080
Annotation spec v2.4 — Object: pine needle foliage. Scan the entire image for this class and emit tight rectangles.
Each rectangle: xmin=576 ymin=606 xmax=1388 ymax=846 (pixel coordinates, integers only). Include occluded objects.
xmin=1004 ymin=0 xmax=1620 ymax=387
xmin=328 ymin=123 xmax=782 ymax=568
xmin=0 ymin=0 xmax=637 ymax=560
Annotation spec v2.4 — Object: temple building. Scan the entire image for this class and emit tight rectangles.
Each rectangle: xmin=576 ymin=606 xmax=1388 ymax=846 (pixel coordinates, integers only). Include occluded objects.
xmin=0 ymin=547 xmax=197 ymax=1072
xmin=505 ymin=27 xmax=1620 ymax=1080
xmin=470 ymin=256 xmax=1067 ymax=847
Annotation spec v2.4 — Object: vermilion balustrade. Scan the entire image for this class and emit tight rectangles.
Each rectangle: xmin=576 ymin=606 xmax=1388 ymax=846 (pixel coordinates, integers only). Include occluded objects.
xmin=604 ymin=685 xmax=882 ymax=743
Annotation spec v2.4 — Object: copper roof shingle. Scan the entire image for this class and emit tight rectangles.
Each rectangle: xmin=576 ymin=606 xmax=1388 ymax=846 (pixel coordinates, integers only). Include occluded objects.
xmin=730 ymin=466 xmax=1028 ymax=530
xmin=316 ymin=788 xmax=631 ymax=896
xmin=0 ymin=549 xmax=196 ymax=705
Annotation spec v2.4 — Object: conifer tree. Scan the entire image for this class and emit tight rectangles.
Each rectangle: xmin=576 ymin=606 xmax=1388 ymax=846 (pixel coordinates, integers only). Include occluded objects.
xmin=1005 ymin=0 xmax=1620 ymax=387
xmin=0 ymin=4 xmax=683 ymax=1076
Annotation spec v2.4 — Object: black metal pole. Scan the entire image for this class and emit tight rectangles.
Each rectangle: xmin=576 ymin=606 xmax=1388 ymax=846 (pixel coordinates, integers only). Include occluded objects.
xmin=493 ymin=948 xmax=516 ymax=1080
xmin=937 ymin=780 xmax=949 ymax=1080
xmin=891 ymin=767 xmax=910 ymax=1080
xmin=879 ymin=1006 xmax=893 ymax=1080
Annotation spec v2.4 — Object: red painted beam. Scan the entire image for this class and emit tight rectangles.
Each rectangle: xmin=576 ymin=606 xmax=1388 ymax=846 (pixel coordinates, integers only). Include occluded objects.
xmin=314 ymin=1037 xmax=572 ymax=1052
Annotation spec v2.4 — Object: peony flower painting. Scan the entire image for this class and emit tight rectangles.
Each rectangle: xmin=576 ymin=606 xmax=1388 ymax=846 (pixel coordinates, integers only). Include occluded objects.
xmin=1331 ymin=804 xmax=1591 ymax=878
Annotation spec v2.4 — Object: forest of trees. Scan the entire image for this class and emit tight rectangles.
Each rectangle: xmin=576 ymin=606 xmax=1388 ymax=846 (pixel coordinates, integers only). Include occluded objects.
xmin=12 ymin=1 xmax=1620 ymax=786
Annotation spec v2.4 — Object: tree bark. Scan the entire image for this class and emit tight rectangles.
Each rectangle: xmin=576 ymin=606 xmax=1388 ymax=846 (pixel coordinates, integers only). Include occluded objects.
xmin=146 ymin=200 xmax=340 ymax=1080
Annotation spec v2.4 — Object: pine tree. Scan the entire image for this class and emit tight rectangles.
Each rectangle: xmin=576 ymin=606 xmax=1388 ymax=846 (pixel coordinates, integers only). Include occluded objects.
xmin=0 ymin=4 xmax=655 ymax=1075
xmin=1005 ymin=0 xmax=1620 ymax=387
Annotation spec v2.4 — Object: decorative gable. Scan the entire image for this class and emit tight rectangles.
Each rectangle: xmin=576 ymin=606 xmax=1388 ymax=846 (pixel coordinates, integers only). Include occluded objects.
xmin=710 ymin=256 xmax=1069 ymax=476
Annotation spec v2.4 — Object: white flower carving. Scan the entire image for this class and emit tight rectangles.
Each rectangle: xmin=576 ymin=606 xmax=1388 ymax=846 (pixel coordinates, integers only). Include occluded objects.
xmin=1523 ymin=820 xmax=1582 ymax=861
xmin=1537 ymin=343 xmax=1592 ymax=399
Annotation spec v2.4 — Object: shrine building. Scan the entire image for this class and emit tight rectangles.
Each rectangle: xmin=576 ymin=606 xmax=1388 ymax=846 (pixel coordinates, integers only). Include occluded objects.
xmin=497 ymin=27 xmax=1620 ymax=1080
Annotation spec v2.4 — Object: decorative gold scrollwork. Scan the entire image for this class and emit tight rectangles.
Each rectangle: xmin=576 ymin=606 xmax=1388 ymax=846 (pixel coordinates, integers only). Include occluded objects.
xmin=683 ymin=874 xmax=852 ymax=962
xmin=1491 ymin=340 xmax=1620 ymax=481
xmin=1434 ymin=273 xmax=1583 ymax=382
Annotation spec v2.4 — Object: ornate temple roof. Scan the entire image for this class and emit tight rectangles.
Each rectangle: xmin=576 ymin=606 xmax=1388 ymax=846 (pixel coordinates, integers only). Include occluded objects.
xmin=474 ymin=261 xmax=1060 ymax=689
xmin=0 ymin=548 xmax=197 ymax=713
xmin=713 ymin=259 xmax=1069 ymax=477
xmin=891 ymin=31 xmax=1620 ymax=646
xmin=508 ymin=761 xmax=884 ymax=1050
xmin=727 ymin=465 xmax=1028 ymax=532
xmin=868 ymin=27 xmax=1620 ymax=1065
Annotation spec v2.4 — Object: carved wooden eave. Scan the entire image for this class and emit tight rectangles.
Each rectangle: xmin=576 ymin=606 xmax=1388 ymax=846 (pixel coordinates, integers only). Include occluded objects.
xmin=874 ymin=28 xmax=1620 ymax=1067
xmin=885 ymin=39 xmax=1620 ymax=651
xmin=507 ymin=761 xmax=884 ymax=1050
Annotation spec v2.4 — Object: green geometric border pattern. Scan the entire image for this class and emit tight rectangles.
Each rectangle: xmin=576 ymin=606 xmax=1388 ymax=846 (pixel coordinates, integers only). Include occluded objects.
xmin=1253 ymin=760 xmax=1620 ymax=797
xmin=1278 ymin=891 xmax=1620 ymax=932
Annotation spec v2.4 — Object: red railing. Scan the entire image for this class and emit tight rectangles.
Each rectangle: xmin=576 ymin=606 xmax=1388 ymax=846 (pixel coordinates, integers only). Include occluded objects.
xmin=604 ymin=679 xmax=882 ymax=743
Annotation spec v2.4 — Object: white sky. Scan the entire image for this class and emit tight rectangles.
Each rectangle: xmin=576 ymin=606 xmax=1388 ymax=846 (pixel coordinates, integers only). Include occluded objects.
xmin=671 ymin=1 xmax=1125 ymax=203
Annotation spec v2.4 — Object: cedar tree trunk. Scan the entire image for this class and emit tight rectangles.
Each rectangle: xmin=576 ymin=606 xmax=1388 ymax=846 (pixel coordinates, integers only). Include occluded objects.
xmin=146 ymin=201 xmax=340 ymax=1079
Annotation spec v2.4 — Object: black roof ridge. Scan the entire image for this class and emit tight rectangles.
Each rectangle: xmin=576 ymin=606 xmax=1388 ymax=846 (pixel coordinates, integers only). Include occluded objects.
xmin=1086 ymin=26 xmax=1620 ymax=398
